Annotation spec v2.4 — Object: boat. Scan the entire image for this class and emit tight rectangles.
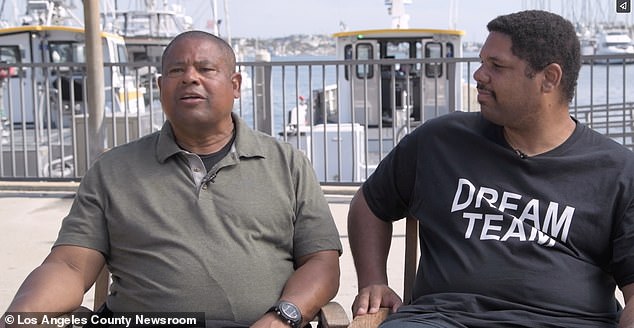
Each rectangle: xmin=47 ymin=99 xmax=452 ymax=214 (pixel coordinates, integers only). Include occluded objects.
xmin=594 ymin=28 xmax=634 ymax=64
xmin=298 ymin=0 xmax=466 ymax=128
xmin=0 ymin=0 xmax=146 ymax=128
xmin=0 ymin=0 xmax=149 ymax=178
xmin=280 ymin=0 xmax=467 ymax=182
xmin=103 ymin=0 xmax=253 ymax=97
xmin=327 ymin=27 xmax=465 ymax=127
xmin=102 ymin=0 xmax=193 ymax=63
xmin=576 ymin=24 xmax=597 ymax=59
xmin=100 ymin=0 xmax=195 ymax=108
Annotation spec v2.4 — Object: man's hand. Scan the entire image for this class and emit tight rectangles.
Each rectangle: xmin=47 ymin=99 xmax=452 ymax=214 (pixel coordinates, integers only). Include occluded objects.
xmin=352 ymin=283 xmax=403 ymax=317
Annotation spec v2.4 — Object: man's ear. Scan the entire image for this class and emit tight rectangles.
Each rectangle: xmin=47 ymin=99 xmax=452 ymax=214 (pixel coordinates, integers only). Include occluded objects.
xmin=542 ymin=63 xmax=563 ymax=93
xmin=232 ymin=72 xmax=242 ymax=98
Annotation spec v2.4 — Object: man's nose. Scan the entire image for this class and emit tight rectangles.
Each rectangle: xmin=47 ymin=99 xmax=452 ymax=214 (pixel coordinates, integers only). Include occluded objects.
xmin=473 ymin=65 xmax=488 ymax=84
xmin=181 ymin=66 xmax=201 ymax=84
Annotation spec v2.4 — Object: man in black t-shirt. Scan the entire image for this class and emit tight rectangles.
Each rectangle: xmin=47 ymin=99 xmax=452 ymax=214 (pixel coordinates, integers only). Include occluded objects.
xmin=348 ymin=10 xmax=634 ymax=328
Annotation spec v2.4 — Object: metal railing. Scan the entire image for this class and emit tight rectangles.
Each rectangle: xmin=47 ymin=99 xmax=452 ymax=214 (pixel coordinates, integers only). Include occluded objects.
xmin=0 ymin=54 xmax=632 ymax=182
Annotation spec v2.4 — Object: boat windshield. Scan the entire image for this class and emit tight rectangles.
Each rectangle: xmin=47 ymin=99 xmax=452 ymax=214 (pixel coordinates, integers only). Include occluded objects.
xmin=49 ymin=42 xmax=85 ymax=64
xmin=48 ymin=40 xmax=127 ymax=64
xmin=117 ymin=44 xmax=129 ymax=63
xmin=0 ymin=46 xmax=20 ymax=64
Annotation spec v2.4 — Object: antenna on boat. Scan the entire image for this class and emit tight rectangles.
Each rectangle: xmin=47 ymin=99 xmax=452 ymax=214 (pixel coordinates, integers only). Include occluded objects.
xmin=449 ymin=0 xmax=457 ymax=30
xmin=384 ymin=0 xmax=411 ymax=29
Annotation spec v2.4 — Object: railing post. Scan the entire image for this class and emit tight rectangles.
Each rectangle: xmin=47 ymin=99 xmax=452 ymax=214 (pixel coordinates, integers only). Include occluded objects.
xmin=254 ymin=50 xmax=273 ymax=134
xmin=447 ymin=61 xmax=457 ymax=112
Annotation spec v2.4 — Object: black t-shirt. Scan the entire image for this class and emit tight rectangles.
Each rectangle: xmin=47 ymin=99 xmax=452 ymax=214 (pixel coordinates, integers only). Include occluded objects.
xmin=199 ymin=131 xmax=236 ymax=171
xmin=363 ymin=111 xmax=634 ymax=327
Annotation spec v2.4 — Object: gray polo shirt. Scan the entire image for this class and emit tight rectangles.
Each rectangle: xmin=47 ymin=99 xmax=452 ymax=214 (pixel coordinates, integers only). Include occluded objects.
xmin=55 ymin=114 xmax=342 ymax=324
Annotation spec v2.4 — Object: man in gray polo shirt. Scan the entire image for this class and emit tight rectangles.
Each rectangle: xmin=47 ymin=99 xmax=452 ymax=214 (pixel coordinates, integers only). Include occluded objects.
xmin=2 ymin=30 xmax=342 ymax=328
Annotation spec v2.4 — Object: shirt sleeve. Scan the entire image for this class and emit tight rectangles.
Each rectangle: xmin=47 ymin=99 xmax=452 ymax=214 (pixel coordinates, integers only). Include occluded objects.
xmin=54 ymin=162 xmax=110 ymax=255
xmin=362 ymin=129 xmax=420 ymax=222
xmin=291 ymin=150 xmax=343 ymax=259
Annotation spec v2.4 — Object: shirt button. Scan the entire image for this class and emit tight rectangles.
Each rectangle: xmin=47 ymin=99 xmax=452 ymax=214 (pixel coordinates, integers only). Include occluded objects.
xmin=193 ymin=168 xmax=200 ymax=172
xmin=202 ymin=184 xmax=208 ymax=190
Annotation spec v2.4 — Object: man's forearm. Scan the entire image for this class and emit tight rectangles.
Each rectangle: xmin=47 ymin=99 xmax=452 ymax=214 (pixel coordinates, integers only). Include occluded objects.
xmin=348 ymin=190 xmax=393 ymax=289
xmin=278 ymin=250 xmax=340 ymax=326
xmin=6 ymin=261 xmax=87 ymax=313
xmin=620 ymin=303 xmax=634 ymax=328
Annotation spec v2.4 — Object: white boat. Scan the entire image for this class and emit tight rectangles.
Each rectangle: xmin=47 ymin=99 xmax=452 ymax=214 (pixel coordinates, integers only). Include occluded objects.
xmin=576 ymin=24 xmax=597 ymax=59
xmin=102 ymin=1 xmax=193 ymax=63
xmin=281 ymin=0 xmax=466 ymax=182
xmin=104 ymin=1 xmax=254 ymax=96
xmin=594 ymin=29 xmax=634 ymax=63
xmin=0 ymin=0 xmax=149 ymax=178
xmin=0 ymin=0 xmax=146 ymax=127
xmin=328 ymin=27 xmax=465 ymax=127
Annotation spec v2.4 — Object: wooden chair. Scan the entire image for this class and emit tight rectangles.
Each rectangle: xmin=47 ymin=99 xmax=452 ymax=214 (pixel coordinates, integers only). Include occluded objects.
xmin=89 ymin=267 xmax=351 ymax=328
xmin=345 ymin=216 xmax=419 ymax=328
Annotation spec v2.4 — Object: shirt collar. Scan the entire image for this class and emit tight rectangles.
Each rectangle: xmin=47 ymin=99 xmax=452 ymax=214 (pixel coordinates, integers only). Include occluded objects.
xmin=156 ymin=112 xmax=267 ymax=163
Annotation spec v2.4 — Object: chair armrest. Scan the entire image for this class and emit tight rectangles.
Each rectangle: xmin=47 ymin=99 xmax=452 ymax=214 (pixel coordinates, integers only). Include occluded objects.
xmin=315 ymin=301 xmax=350 ymax=328
xmin=346 ymin=308 xmax=390 ymax=328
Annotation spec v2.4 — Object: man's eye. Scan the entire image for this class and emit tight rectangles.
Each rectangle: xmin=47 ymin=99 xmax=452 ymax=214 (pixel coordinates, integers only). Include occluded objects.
xmin=167 ymin=68 xmax=184 ymax=76
xmin=199 ymin=67 xmax=216 ymax=74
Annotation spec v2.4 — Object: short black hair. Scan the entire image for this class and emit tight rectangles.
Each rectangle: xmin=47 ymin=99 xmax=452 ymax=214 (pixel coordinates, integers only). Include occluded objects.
xmin=487 ymin=10 xmax=581 ymax=103
xmin=161 ymin=30 xmax=236 ymax=73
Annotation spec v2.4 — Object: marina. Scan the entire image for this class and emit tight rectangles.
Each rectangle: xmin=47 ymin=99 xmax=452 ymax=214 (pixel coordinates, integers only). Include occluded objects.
xmin=0 ymin=0 xmax=633 ymax=183
xmin=1 ymin=3 xmax=632 ymax=322
xmin=2 ymin=56 xmax=634 ymax=182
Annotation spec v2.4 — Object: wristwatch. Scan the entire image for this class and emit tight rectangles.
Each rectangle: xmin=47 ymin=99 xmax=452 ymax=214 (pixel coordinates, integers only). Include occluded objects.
xmin=268 ymin=300 xmax=302 ymax=328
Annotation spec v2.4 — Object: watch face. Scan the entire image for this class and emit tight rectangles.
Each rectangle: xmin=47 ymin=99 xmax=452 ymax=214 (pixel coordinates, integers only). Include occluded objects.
xmin=280 ymin=302 xmax=300 ymax=320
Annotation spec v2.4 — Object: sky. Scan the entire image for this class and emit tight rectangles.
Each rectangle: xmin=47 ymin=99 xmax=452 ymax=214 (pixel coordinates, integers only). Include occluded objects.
xmin=156 ymin=0 xmax=633 ymax=42
xmin=212 ymin=0 xmax=521 ymax=41
xmin=2 ymin=0 xmax=633 ymax=43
